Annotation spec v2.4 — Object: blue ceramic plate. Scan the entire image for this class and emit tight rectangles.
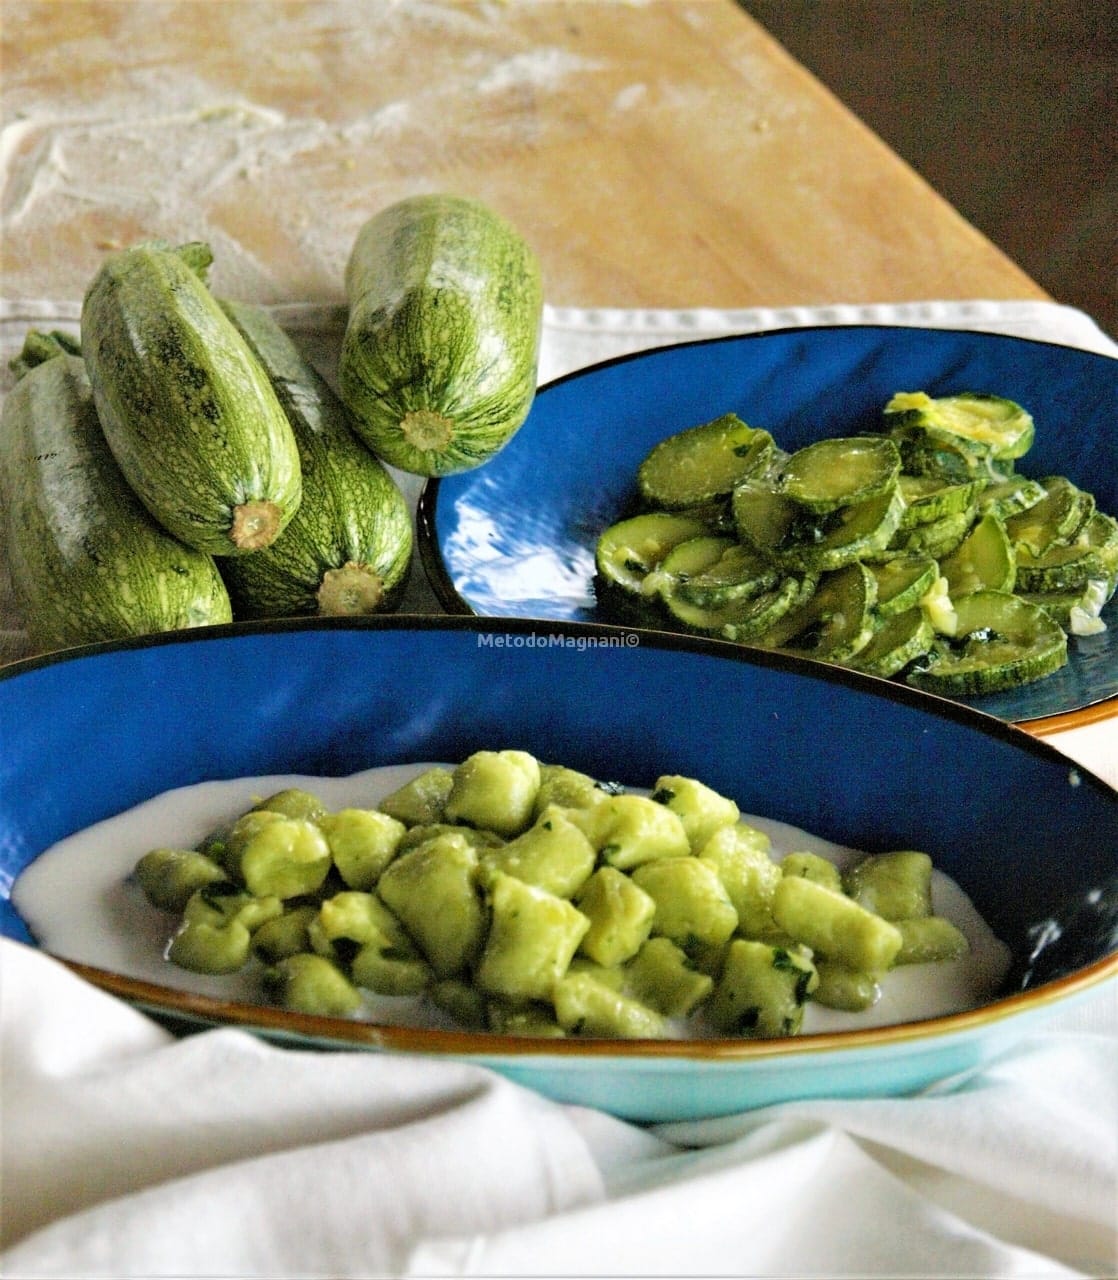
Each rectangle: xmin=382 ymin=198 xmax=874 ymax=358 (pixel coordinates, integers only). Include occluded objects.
xmin=1 ymin=618 xmax=1114 ymax=1122
xmin=418 ymin=326 xmax=1118 ymax=729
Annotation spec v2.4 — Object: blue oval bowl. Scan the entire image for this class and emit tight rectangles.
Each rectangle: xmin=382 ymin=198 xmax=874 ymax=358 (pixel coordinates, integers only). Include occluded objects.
xmin=418 ymin=325 xmax=1118 ymax=729
xmin=1 ymin=617 xmax=1114 ymax=1122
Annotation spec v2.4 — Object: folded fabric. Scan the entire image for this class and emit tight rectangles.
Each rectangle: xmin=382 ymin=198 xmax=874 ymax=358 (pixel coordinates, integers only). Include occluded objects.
xmin=0 ymin=939 xmax=604 ymax=1277
xmin=535 ymin=297 xmax=1118 ymax=383
xmin=411 ymin=1071 xmax=1114 ymax=1277
xmin=407 ymin=1004 xmax=1117 ymax=1277
xmin=3 ymin=937 xmax=1114 ymax=1278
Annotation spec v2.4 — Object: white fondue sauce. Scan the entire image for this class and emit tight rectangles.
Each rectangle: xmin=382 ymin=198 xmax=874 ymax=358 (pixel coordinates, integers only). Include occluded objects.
xmin=12 ymin=763 xmax=1012 ymax=1035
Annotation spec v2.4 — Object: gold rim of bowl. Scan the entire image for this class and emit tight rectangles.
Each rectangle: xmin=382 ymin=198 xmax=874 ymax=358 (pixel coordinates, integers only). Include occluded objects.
xmin=54 ymin=948 xmax=1118 ymax=1062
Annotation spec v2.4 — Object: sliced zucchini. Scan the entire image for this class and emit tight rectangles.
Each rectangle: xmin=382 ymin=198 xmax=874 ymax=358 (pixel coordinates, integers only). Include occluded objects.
xmin=867 ymin=554 xmax=939 ymax=617
xmin=892 ymin=436 xmax=991 ymax=484
xmin=939 ymin=512 xmax=1016 ymax=596
xmin=596 ymin=388 xmax=1116 ymax=702
xmin=906 ymin=590 xmax=1068 ymax=696
xmin=663 ymin=572 xmax=813 ymax=642
xmin=1092 ymin=511 xmax=1118 ymax=580
xmin=1015 ymin=511 xmax=1118 ymax=593
xmin=898 ymin=474 xmax=985 ymax=528
xmin=784 ymin=485 xmax=906 ymax=572
xmin=649 ymin=534 xmax=736 ymax=599
xmin=638 ymin=413 xmax=775 ymax=509
xmin=670 ymin=496 xmax=737 ymax=534
xmin=884 ymin=391 xmax=1035 ymax=463
xmin=1021 ymin=578 xmax=1113 ymax=636
xmin=888 ymin=507 xmax=973 ymax=560
xmin=674 ymin=542 xmax=781 ymax=608
xmin=595 ymin=512 xmax=710 ymax=596
xmin=752 ymin=562 xmax=876 ymax=661
xmin=1005 ymin=476 xmax=1095 ymax=556
xmin=734 ymin=480 xmax=904 ymax=571
xmin=975 ymin=475 xmax=1046 ymax=521
xmin=850 ymin=607 xmax=936 ymax=678
xmin=1015 ymin=544 xmax=1108 ymax=595
xmin=777 ymin=436 xmax=901 ymax=514
xmin=731 ymin=481 xmax=801 ymax=559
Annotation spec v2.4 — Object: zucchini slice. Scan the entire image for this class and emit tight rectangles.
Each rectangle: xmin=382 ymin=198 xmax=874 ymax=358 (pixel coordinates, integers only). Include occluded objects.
xmin=891 ymin=437 xmax=987 ymax=484
xmin=939 ymin=512 xmax=1016 ymax=597
xmin=1014 ymin=511 xmax=1118 ymax=593
xmin=662 ymin=572 xmax=813 ymax=642
xmin=884 ymin=391 xmax=1035 ymax=463
xmin=867 ymin=554 xmax=939 ymax=617
xmin=1015 ymin=545 xmax=1108 ymax=595
xmin=651 ymin=535 xmax=737 ymax=595
xmin=637 ymin=413 xmax=775 ymax=509
xmin=888 ymin=508 xmax=973 ymax=559
xmin=1005 ymin=476 xmax=1095 ymax=556
xmin=850 ymin=607 xmax=936 ymax=679
xmin=975 ymin=475 xmax=1046 ymax=521
xmin=673 ymin=542 xmax=781 ymax=608
xmin=786 ymin=486 xmax=906 ymax=572
xmin=906 ymin=590 xmax=1068 ymax=696
xmin=1093 ymin=511 xmax=1118 ymax=583
xmin=734 ymin=477 xmax=905 ymax=572
xmin=731 ymin=482 xmax=801 ymax=558
xmin=644 ymin=534 xmax=762 ymax=606
xmin=595 ymin=512 xmax=710 ymax=597
xmin=1020 ymin=578 xmax=1113 ymax=636
xmin=778 ymin=436 xmax=901 ymax=513
xmin=752 ymin=562 xmax=877 ymax=661
xmin=898 ymin=474 xmax=985 ymax=528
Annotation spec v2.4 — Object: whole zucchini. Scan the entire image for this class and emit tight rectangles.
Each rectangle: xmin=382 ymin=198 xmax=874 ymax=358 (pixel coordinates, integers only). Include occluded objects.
xmin=338 ymin=194 xmax=543 ymax=476
xmin=216 ymin=301 xmax=413 ymax=617
xmin=0 ymin=333 xmax=232 ymax=652
xmin=81 ymin=241 xmax=302 ymax=555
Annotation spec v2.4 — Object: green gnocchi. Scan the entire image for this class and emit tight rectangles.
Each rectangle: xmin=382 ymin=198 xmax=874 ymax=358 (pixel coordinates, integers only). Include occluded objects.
xmin=132 ymin=750 xmax=973 ymax=1040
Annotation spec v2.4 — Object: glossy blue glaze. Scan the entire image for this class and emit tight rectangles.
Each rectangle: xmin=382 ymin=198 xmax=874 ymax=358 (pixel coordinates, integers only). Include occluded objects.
xmin=420 ymin=325 xmax=1118 ymax=723
xmin=1 ymin=618 xmax=1114 ymax=1120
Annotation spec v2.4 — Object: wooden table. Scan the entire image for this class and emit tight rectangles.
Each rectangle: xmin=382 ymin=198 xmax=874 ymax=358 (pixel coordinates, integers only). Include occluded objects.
xmin=1 ymin=0 xmax=1049 ymax=310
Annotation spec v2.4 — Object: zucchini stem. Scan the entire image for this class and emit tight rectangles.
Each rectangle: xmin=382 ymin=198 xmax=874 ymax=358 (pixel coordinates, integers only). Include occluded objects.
xmin=9 ymin=329 xmax=82 ymax=380
xmin=317 ymin=562 xmax=386 ymax=615
xmin=229 ymin=499 xmax=284 ymax=551
xmin=400 ymin=409 xmax=455 ymax=454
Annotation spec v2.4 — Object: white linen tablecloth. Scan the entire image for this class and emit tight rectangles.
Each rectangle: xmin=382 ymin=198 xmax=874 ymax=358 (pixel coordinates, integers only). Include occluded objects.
xmin=1 ymin=937 xmax=1115 ymax=1278
xmin=2 ymin=300 xmax=1116 ymax=1278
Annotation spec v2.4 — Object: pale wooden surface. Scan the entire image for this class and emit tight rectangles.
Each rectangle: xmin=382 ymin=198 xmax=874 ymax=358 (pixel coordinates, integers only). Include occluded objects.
xmin=1 ymin=0 xmax=1049 ymax=310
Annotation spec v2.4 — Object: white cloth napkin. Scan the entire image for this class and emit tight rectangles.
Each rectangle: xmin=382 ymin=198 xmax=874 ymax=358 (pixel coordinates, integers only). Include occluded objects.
xmin=1 ymin=938 xmax=1115 ymax=1278
xmin=2 ymin=299 xmax=1117 ymax=1279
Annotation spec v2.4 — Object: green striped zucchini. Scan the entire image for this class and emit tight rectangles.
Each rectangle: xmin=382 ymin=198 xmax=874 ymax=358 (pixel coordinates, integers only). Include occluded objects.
xmin=907 ymin=590 xmax=1068 ymax=695
xmin=81 ymin=241 xmax=302 ymax=555
xmin=0 ymin=333 xmax=232 ymax=651
xmin=216 ymin=302 xmax=413 ymax=618
xmin=339 ymin=194 xmax=543 ymax=476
